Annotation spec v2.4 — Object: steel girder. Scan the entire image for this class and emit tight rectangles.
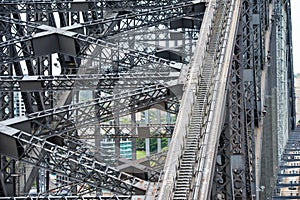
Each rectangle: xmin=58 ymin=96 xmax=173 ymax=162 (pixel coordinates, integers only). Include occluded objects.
xmin=0 ymin=84 xmax=179 ymax=195
xmin=1 ymin=124 xmax=166 ymax=196
xmin=106 ymin=23 xmax=201 ymax=64
xmin=215 ymin=0 xmax=266 ymax=199
xmin=286 ymin=0 xmax=296 ymax=131
xmin=0 ymin=196 xmax=131 ymax=200
xmin=0 ymin=14 xmax=22 ymax=197
xmin=0 ymin=0 xmax=197 ymax=35
xmin=0 ymin=72 xmax=180 ymax=92
xmin=1 ymin=84 xmax=180 ymax=137
xmin=0 ymin=1 xmax=205 ymax=51
xmin=0 ymin=20 xmax=14 ymax=120
xmin=0 ymin=0 xmax=294 ymax=199
xmin=0 ymin=0 xmax=207 ymax=198
xmin=228 ymin=14 xmax=249 ymax=200
xmin=0 ymin=0 xmax=192 ymax=15
xmin=3 ymin=122 xmax=164 ymax=196
xmin=0 ymin=80 xmax=179 ymax=195
xmin=252 ymin=0 xmax=264 ymax=125
xmin=266 ymin=3 xmax=295 ymax=199
xmin=10 ymin=12 xmax=54 ymax=112
xmin=0 ymin=156 xmax=15 ymax=197
xmin=0 ymin=18 xmax=15 ymax=198
xmin=0 ymin=9 xmax=186 ymax=122
xmin=38 ymin=150 xmax=167 ymax=196
xmin=212 ymin=119 xmax=232 ymax=199
xmin=76 ymin=123 xmax=175 ymax=139
xmin=274 ymin=0 xmax=290 ymax=158
xmin=116 ymin=150 xmax=167 ymax=182
xmin=108 ymin=27 xmax=199 ymax=45
xmin=1 ymin=19 xmax=56 ymax=197
xmin=0 ymin=125 xmax=148 ymax=195
xmin=0 ymin=19 xmax=181 ymax=74
xmin=0 ymin=0 xmax=192 ymax=112
xmin=1 ymin=8 xmax=75 ymax=194
xmin=81 ymin=2 xmax=205 ymax=38
xmin=240 ymin=0 xmax=257 ymax=197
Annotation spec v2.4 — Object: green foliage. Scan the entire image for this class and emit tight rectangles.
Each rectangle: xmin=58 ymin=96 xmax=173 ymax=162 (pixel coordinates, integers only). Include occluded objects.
xmin=161 ymin=138 xmax=169 ymax=149
xmin=136 ymin=138 xmax=145 ymax=150
xmin=150 ymin=138 xmax=169 ymax=153
xmin=136 ymin=150 xmax=146 ymax=159
xmin=136 ymin=138 xmax=169 ymax=153
xmin=150 ymin=138 xmax=157 ymax=152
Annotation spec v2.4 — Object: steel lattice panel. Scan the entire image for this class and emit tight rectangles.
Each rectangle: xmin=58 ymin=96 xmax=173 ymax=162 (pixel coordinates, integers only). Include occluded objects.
xmin=0 ymin=0 xmax=206 ymax=198
xmin=0 ymin=0 xmax=295 ymax=199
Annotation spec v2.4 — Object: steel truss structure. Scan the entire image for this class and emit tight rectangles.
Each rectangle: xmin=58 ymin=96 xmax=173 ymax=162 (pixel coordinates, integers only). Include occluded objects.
xmin=0 ymin=0 xmax=295 ymax=200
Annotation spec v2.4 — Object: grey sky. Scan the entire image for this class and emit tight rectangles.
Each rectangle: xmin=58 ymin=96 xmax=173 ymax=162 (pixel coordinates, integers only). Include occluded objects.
xmin=291 ymin=0 xmax=300 ymax=73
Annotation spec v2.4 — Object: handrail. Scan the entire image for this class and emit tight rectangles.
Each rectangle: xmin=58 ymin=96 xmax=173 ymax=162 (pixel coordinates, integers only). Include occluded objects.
xmin=155 ymin=1 xmax=217 ymax=199
xmin=169 ymin=0 xmax=228 ymax=198
xmin=191 ymin=0 xmax=231 ymax=198
xmin=192 ymin=0 xmax=241 ymax=198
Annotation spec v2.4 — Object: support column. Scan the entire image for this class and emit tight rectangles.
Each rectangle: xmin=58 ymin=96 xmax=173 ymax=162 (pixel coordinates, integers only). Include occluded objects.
xmin=131 ymin=113 xmax=137 ymax=160
xmin=145 ymin=110 xmax=150 ymax=157
xmin=167 ymin=112 xmax=172 ymax=146
xmin=115 ymin=117 xmax=121 ymax=159
xmin=157 ymin=110 xmax=162 ymax=153
xmin=229 ymin=13 xmax=248 ymax=199
xmin=0 ymin=17 xmax=16 ymax=197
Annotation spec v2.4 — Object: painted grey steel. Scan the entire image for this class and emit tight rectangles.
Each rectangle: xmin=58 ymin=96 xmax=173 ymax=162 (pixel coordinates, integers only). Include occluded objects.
xmin=0 ymin=0 xmax=295 ymax=199
xmin=0 ymin=197 xmax=132 ymax=200
xmin=0 ymin=124 xmax=149 ymax=195
xmin=0 ymin=72 xmax=180 ymax=91
xmin=0 ymin=0 xmax=205 ymax=197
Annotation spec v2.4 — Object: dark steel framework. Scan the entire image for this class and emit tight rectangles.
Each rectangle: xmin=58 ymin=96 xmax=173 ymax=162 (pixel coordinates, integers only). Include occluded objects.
xmin=192 ymin=0 xmax=265 ymax=198
xmin=212 ymin=0 xmax=294 ymax=200
xmin=0 ymin=0 xmax=204 ymax=197
xmin=0 ymin=0 xmax=295 ymax=199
